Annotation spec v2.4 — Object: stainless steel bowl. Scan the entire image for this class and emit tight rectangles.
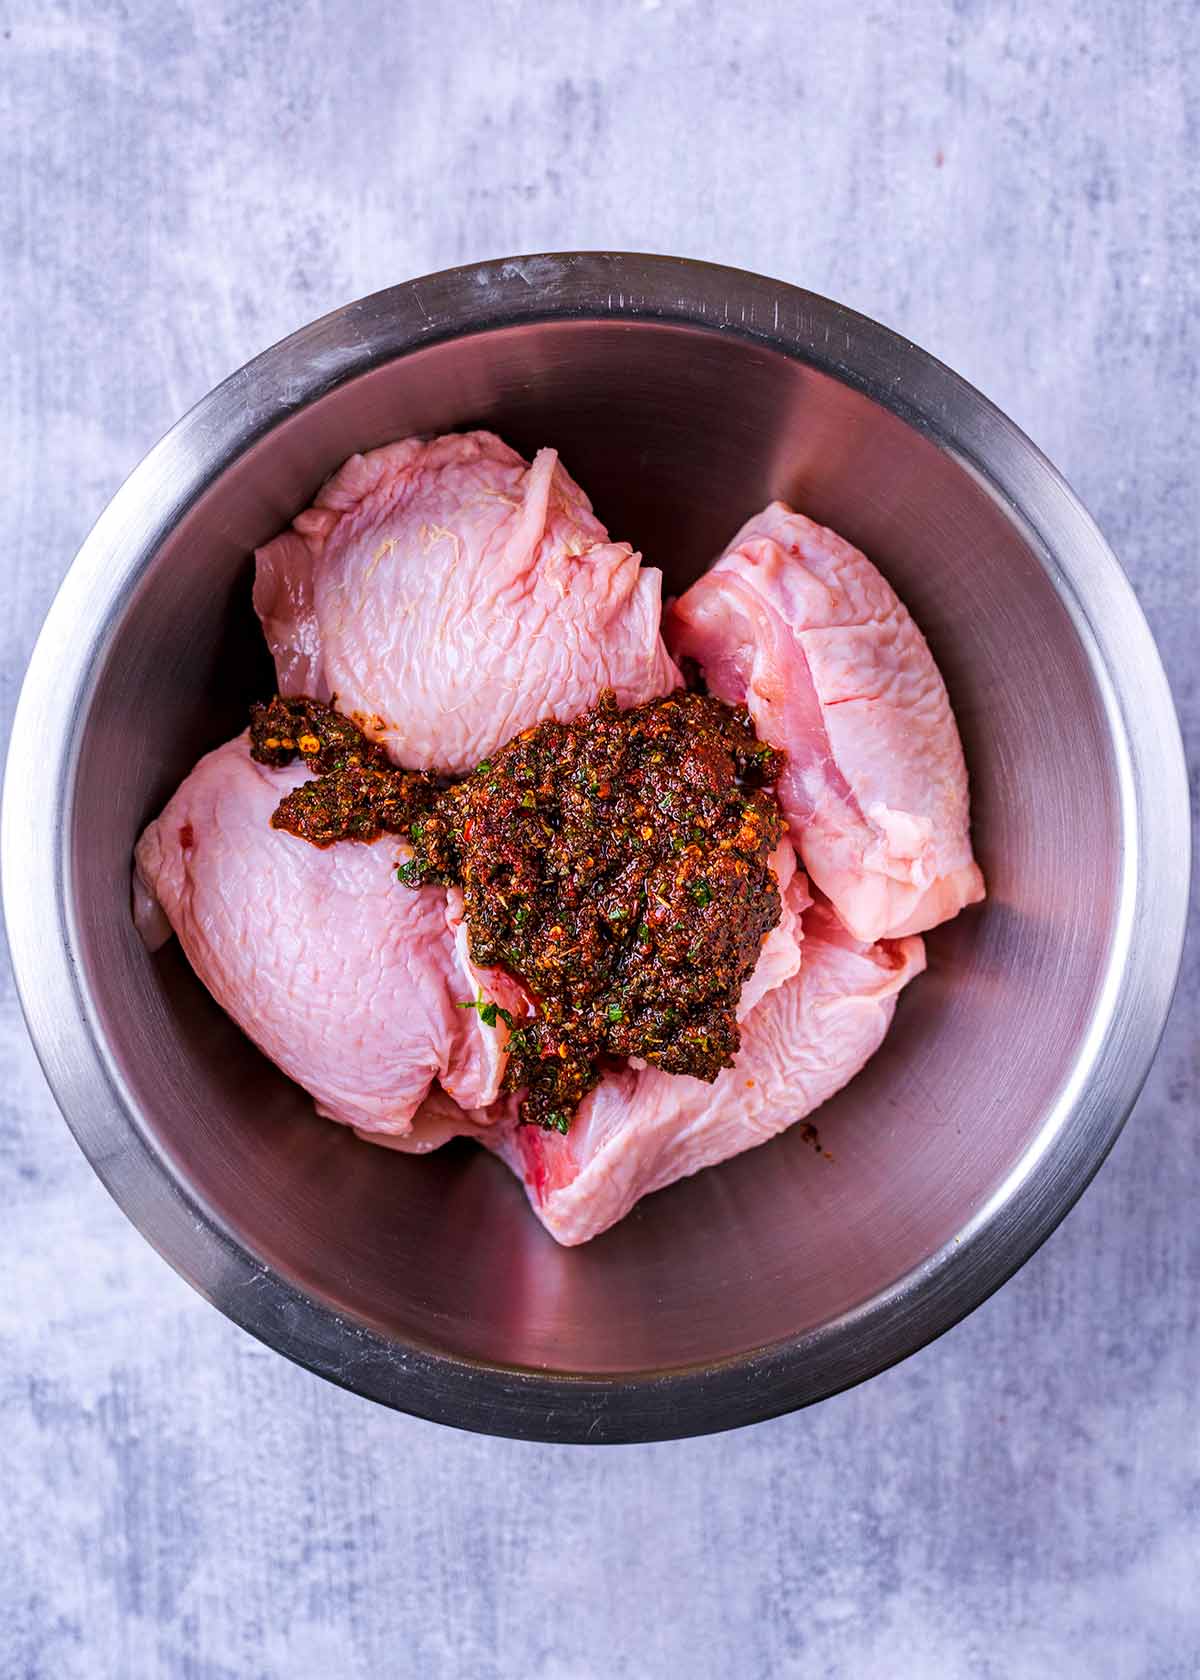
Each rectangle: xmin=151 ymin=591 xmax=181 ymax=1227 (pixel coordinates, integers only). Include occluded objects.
xmin=4 ymin=254 xmax=1189 ymax=1442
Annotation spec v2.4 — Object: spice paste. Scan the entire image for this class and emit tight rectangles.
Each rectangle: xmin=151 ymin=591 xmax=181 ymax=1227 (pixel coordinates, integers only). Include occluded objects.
xmin=251 ymin=689 xmax=785 ymax=1133
xmin=249 ymin=695 xmax=437 ymax=846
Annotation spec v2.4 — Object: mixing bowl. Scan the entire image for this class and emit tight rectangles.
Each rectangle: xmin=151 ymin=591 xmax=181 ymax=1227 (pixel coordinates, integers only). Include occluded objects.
xmin=4 ymin=254 xmax=1188 ymax=1442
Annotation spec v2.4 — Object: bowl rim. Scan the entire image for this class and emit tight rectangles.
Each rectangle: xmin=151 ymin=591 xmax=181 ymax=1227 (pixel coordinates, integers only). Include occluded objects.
xmin=3 ymin=252 xmax=1190 ymax=1443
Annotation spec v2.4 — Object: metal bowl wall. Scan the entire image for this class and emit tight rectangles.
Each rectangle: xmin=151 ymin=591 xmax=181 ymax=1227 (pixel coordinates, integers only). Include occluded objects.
xmin=3 ymin=255 xmax=1188 ymax=1441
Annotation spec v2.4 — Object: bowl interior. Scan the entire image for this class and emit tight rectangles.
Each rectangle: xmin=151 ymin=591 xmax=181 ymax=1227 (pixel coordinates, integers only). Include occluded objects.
xmin=67 ymin=319 xmax=1120 ymax=1375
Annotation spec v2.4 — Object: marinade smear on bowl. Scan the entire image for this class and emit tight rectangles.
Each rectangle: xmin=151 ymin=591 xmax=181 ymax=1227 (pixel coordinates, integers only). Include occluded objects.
xmin=251 ymin=689 xmax=786 ymax=1132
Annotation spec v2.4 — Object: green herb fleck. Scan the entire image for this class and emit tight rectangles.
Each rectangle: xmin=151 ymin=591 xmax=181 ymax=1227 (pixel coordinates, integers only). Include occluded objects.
xmin=456 ymin=991 xmax=514 ymax=1030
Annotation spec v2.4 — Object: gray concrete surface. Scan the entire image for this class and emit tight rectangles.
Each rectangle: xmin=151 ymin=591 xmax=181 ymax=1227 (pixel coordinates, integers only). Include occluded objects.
xmin=2 ymin=2 xmax=1197 ymax=1676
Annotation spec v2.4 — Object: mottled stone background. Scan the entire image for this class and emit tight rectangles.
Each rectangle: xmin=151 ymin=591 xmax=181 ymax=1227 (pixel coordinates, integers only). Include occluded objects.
xmin=2 ymin=2 xmax=1197 ymax=1676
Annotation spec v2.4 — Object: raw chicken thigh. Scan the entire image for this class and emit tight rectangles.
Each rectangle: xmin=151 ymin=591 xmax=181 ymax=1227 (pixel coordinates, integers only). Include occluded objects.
xmin=254 ymin=430 xmax=680 ymax=774
xmin=666 ymin=502 xmax=984 ymax=943
xmin=136 ymin=431 xmax=975 ymax=1248
xmin=403 ymin=888 xmax=926 ymax=1246
xmin=134 ymin=735 xmax=521 ymax=1137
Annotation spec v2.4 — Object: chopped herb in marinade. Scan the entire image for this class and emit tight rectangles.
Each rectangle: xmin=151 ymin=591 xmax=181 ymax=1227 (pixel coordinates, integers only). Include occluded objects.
xmin=398 ymin=689 xmax=785 ymax=1133
xmin=457 ymin=992 xmax=515 ymax=1030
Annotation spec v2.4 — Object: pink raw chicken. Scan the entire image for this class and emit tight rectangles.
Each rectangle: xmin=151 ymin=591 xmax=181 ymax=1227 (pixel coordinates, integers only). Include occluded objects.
xmin=666 ymin=502 xmax=984 ymax=943
xmin=359 ymin=835 xmax=803 ymax=1152
xmin=389 ymin=886 xmax=925 ymax=1247
xmin=254 ymin=430 xmax=680 ymax=774
xmin=133 ymin=735 xmax=523 ymax=1137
